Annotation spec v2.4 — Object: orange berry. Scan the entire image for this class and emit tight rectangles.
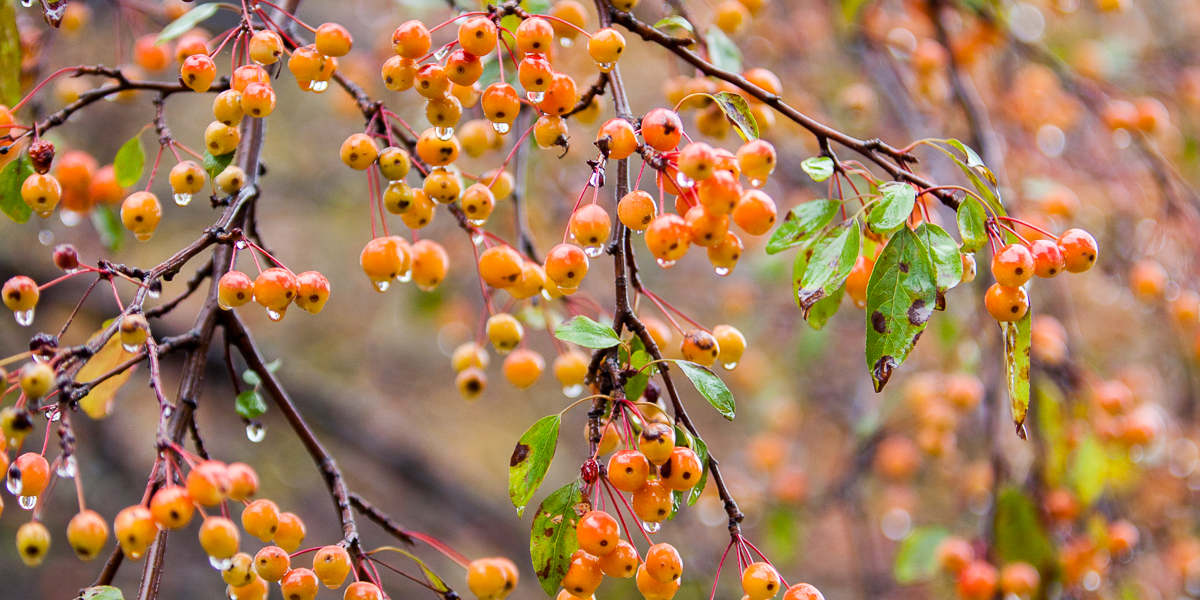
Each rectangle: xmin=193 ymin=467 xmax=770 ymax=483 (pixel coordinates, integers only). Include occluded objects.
xmin=360 ymin=236 xmax=411 ymax=290
xmin=294 ymin=271 xmax=331 ymax=314
xmin=742 ymin=562 xmax=782 ymax=600
xmin=273 ymin=512 xmax=306 ymax=553
xmin=114 ymin=505 xmax=157 ymax=559
xmin=576 ymin=510 xmax=620 ymax=556
xmin=392 ymin=21 xmax=432 ymax=58
xmin=599 ymin=538 xmax=639 ymax=578
xmin=456 ymin=367 xmax=488 ymax=400
xmin=732 ymin=189 xmax=777 ymax=235
xmin=645 ymin=213 xmax=691 ymax=265
xmin=537 ymin=72 xmax=578 ymax=116
xmin=570 ymin=204 xmax=612 ymax=251
xmin=685 ymin=205 xmax=730 ymax=247
xmin=134 ymin=34 xmax=171 ymax=71
xmin=642 ymin=108 xmax=683 ymax=151
xmin=313 ymin=545 xmax=352 ymax=589
xmin=1058 ymin=229 xmax=1097 ymax=273
xmin=199 ymin=516 xmax=241 ymax=559
xmin=637 ymin=563 xmax=681 ymax=600
xmin=240 ymin=82 xmax=276 ymax=118
xmin=619 ymin=190 xmax=658 ymax=231
xmin=534 ymin=115 xmax=568 ymax=149
xmin=467 ymin=557 xmax=519 ymax=600
xmin=18 ymin=363 xmax=53 ymax=399
xmin=281 ymin=567 xmax=320 ymax=600
xmin=241 ymin=498 xmax=280 ymax=542
xmin=956 ymin=561 xmax=998 ymax=600
xmin=345 ymin=581 xmax=385 ymax=600
xmin=1107 ymin=519 xmax=1140 ymax=555
xmin=608 ymin=449 xmax=650 ymax=492
xmin=186 ymin=460 xmax=231 ymax=506
xmin=218 ymin=271 xmax=255 ymax=310
xmin=416 ymin=128 xmax=461 ymax=166
xmin=645 ymin=543 xmax=683 ymax=582
xmin=181 ymin=53 xmax=217 ymax=92
xmin=315 ymin=22 xmax=353 ymax=56
xmin=999 ymin=562 xmax=1040 ymax=596
xmin=984 ymin=284 xmax=1028 ymax=322
xmin=482 ymin=83 xmax=521 ymax=126
xmin=446 ymin=50 xmax=483 ymax=87
xmin=1029 ymin=239 xmax=1065 ymax=278
xmin=16 ymin=521 xmax=51 ymax=567
xmin=681 ymin=330 xmax=720 ymax=366
xmin=661 ymin=445 xmax=703 ymax=491
xmin=632 ymin=478 xmax=672 ymax=522
xmin=712 ymin=324 xmax=745 ymax=368
xmin=226 ymin=462 xmax=259 ymax=500
xmin=708 ymin=232 xmax=744 ymax=275
xmin=550 ymin=1 xmax=589 ymax=38
xmin=415 ymin=63 xmax=451 ymax=99
xmin=480 ymin=245 xmax=525 ymax=289
xmin=737 ymin=140 xmax=776 ymax=184
xmin=67 ymin=509 xmax=109 ymax=561
xmin=249 ymin=30 xmax=284 ymax=64
xmin=743 ymin=68 xmax=782 ymax=101
xmin=520 ymin=55 xmax=555 ymax=94
xmin=253 ymin=267 xmax=298 ymax=318
xmin=341 ymin=133 xmax=378 ymax=170
xmin=553 ymin=350 xmax=590 ymax=392
xmin=545 ymin=243 xmax=590 ymax=292
xmin=229 ymin=574 xmax=269 ymax=600
xmin=382 ymin=56 xmax=417 ymax=91
xmin=598 ymin=118 xmax=637 ymax=160
xmin=212 ymin=90 xmax=245 ymax=125
xmin=846 ymin=255 xmax=873 ymax=308
xmin=410 ymin=239 xmax=450 ymax=291
xmin=936 ymin=537 xmax=974 ymax=574
xmin=561 ymin=550 xmax=604 ymax=597
xmin=459 ymin=16 xmax=498 ymax=56
xmin=503 ymin=349 xmax=545 ymax=388
xmin=516 ymin=17 xmax=554 ymax=53
xmin=782 ymin=583 xmax=825 ymax=600
xmin=639 ymin=423 xmax=676 ymax=465
xmin=149 ymin=485 xmax=195 ymax=529
xmin=205 ymin=121 xmax=241 ymax=154
xmin=254 ymin=545 xmax=290 ymax=582
xmin=22 ymin=173 xmax=62 ymax=217
xmin=588 ymin=28 xmax=625 ymax=68
xmin=991 ymin=244 xmax=1034 ymax=287
xmin=697 ymin=170 xmax=742 ymax=215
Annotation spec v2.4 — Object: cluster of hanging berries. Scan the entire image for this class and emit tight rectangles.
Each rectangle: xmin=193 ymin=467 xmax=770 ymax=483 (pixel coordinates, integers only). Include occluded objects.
xmin=982 ymin=222 xmax=1098 ymax=323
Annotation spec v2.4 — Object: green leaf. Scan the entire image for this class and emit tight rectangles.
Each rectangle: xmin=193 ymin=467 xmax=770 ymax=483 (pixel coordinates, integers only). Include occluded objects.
xmin=864 ymin=227 xmax=937 ymax=392
xmin=0 ymin=0 xmax=19 ymax=107
xmin=1068 ymin=434 xmax=1109 ymax=506
xmin=509 ymin=414 xmax=561 ymax=517
xmin=766 ymin=199 xmax=839 ymax=255
xmin=914 ymin=223 xmax=963 ymax=307
xmin=712 ymin=91 xmax=758 ymax=142
xmin=686 ymin=435 xmax=709 ymax=505
xmin=376 ymin=546 xmax=451 ymax=593
xmin=653 ymin=15 xmax=694 ymax=32
xmin=807 ymin=285 xmax=844 ymax=330
xmin=531 ymin=480 xmax=588 ymax=596
xmin=1003 ymin=309 xmax=1032 ymax=435
xmin=82 ymin=586 xmax=125 ymax=600
xmin=91 ymin=204 xmax=125 ymax=251
xmin=241 ymin=359 xmax=280 ymax=386
xmin=203 ymin=150 xmax=235 ymax=182
xmin=0 ymin=156 xmax=34 ymax=223
xmin=668 ymin=489 xmax=683 ymax=520
xmin=868 ymin=182 xmax=916 ymax=233
xmin=993 ymin=487 xmax=1054 ymax=569
xmin=235 ymin=390 xmax=267 ymax=420
xmin=956 ymin=198 xmax=987 ymax=253
xmin=156 ymin=2 xmax=224 ymax=45
xmin=677 ymin=361 xmax=735 ymax=420
xmin=796 ymin=220 xmax=860 ymax=316
xmin=894 ymin=526 xmax=949 ymax=584
xmin=625 ymin=347 xmax=654 ymax=402
xmin=114 ymin=136 xmax=146 ymax=188
xmin=704 ymin=28 xmax=742 ymax=73
xmin=801 ymin=157 xmax=835 ymax=182
xmin=555 ymin=315 xmax=621 ymax=349
xmin=932 ymin=140 xmax=1005 ymax=217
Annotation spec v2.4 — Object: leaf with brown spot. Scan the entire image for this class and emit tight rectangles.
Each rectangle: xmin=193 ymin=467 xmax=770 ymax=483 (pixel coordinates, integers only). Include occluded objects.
xmin=864 ymin=227 xmax=937 ymax=392
xmin=766 ymin=199 xmax=839 ymax=255
xmin=530 ymin=480 xmax=586 ymax=596
xmin=796 ymin=219 xmax=860 ymax=317
xmin=510 ymin=414 xmax=560 ymax=517
xmin=914 ymin=223 xmax=963 ymax=308
xmin=1002 ymin=310 xmax=1032 ymax=432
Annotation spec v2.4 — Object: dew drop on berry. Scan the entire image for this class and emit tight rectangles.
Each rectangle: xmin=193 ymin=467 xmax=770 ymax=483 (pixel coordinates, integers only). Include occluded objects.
xmin=674 ymin=172 xmax=695 ymax=189
xmin=14 ymin=309 xmax=34 ymax=326
xmin=311 ymin=81 xmax=329 ymax=93
xmin=38 ymin=230 xmax=54 ymax=245
xmin=434 ymin=46 xmax=450 ymax=61
xmin=527 ymin=91 xmax=545 ymax=104
xmin=714 ymin=267 xmax=731 ymax=277
xmin=597 ymin=62 xmax=614 ymax=73
xmin=21 ymin=0 xmax=33 ymax=7
xmin=492 ymin=121 xmax=511 ymax=135
xmin=266 ymin=308 xmax=285 ymax=321
xmin=57 ymin=454 xmax=77 ymax=478
xmin=210 ymin=555 xmax=234 ymax=570
xmin=246 ymin=422 xmax=266 ymax=442
xmin=656 ymin=258 xmax=676 ymax=268
xmin=373 ymin=280 xmax=390 ymax=292
xmin=723 ymin=361 xmax=738 ymax=370
xmin=469 ymin=218 xmax=487 ymax=226
xmin=7 ymin=470 xmax=23 ymax=495
xmin=435 ymin=126 xmax=455 ymax=141
xmin=415 ymin=281 xmax=439 ymax=292
xmin=19 ymin=495 xmax=37 ymax=510
xmin=122 ymin=342 xmax=141 ymax=353
xmin=642 ymin=521 xmax=661 ymax=534
xmin=584 ymin=245 xmax=604 ymax=258
xmin=749 ymin=178 xmax=764 ymax=189
xmin=60 ymin=210 xmax=83 ymax=227
xmin=397 ymin=268 xmax=413 ymax=283
xmin=562 ymin=384 xmax=584 ymax=398
xmin=174 ymin=193 xmax=193 ymax=206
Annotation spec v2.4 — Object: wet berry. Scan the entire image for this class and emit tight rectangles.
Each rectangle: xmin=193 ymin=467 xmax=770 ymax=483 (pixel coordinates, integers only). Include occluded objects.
xmin=991 ymin=243 xmax=1034 ymax=287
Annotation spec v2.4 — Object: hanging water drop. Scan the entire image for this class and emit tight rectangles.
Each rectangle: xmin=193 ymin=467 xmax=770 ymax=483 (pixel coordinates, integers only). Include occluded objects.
xmin=435 ymin=126 xmax=455 ymax=141
xmin=471 ymin=231 xmax=486 ymax=246
xmin=397 ymin=269 xmax=413 ymax=283
xmin=492 ymin=121 xmax=511 ymax=134
xmin=19 ymin=495 xmax=36 ymax=510
xmin=714 ymin=267 xmax=731 ymax=277
xmin=641 ymin=521 xmax=661 ymax=534
xmin=526 ymin=91 xmax=546 ymax=104
xmin=415 ymin=282 xmax=438 ymax=292
xmin=597 ymin=62 xmax=614 ymax=73
xmin=21 ymin=0 xmax=33 ymax=7
xmin=38 ymin=230 xmax=53 ymax=245
xmin=373 ymin=280 xmax=390 ymax=292
xmin=56 ymin=455 xmax=78 ymax=478
xmin=468 ymin=218 xmax=487 ymax=226
xmin=60 ymin=210 xmax=82 ymax=227
xmin=434 ymin=46 xmax=450 ymax=61
xmin=562 ymin=384 xmax=584 ymax=398
xmin=311 ymin=80 xmax=329 ymax=93
xmin=148 ymin=280 xmax=162 ymax=298
xmin=14 ymin=309 xmax=34 ymax=326
xmin=235 ymin=240 xmax=249 ymax=249
xmin=48 ymin=410 xmax=60 ymax=422
xmin=122 ymin=342 xmax=141 ymax=353
xmin=656 ymin=258 xmax=676 ymax=268
xmin=584 ymin=245 xmax=604 ymax=258
xmin=588 ymin=171 xmax=602 ymax=187
xmin=246 ymin=423 xmax=266 ymax=442
xmin=722 ymin=362 xmax=738 ymax=370
xmin=210 ymin=555 xmax=234 ymax=570
xmin=174 ymin=193 xmax=193 ymax=206
xmin=749 ymin=178 xmax=764 ymax=189
xmin=674 ymin=171 xmax=695 ymax=189
xmin=266 ymin=308 xmax=285 ymax=321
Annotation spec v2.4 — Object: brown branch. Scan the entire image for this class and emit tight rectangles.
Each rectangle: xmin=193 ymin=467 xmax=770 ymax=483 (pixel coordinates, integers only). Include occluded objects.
xmin=349 ymin=493 xmax=417 ymax=545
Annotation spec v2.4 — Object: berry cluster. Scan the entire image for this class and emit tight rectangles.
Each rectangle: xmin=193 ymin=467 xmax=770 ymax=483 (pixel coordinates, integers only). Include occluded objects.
xmin=982 ymin=226 xmax=1097 ymax=323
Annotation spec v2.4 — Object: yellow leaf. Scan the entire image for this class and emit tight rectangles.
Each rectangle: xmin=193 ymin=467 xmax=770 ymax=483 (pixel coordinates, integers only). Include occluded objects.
xmin=75 ymin=331 xmax=137 ymax=419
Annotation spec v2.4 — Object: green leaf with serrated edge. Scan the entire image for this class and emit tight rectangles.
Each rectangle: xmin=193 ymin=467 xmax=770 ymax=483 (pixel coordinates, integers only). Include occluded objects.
xmin=864 ymin=227 xmax=937 ymax=392
xmin=235 ymin=390 xmax=267 ymax=420
xmin=91 ymin=204 xmax=125 ymax=251
xmin=510 ymin=414 xmax=561 ymax=517
xmin=677 ymin=361 xmax=735 ymax=420
xmin=801 ymin=157 xmax=835 ymax=182
xmin=1003 ymin=310 xmax=1032 ymax=434
xmin=704 ymin=28 xmax=742 ymax=73
xmin=653 ymin=15 xmax=694 ymax=32
xmin=0 ymin=156 xmax=34 ymax=223
xmin=894 ymin=526 xmax=950 ymax=583
xmin=0 ymin=0 xmax=19 ymax=107
xmin=956 ymin=198 xmax=988 ymax=253
xmin=531 ymin=480 xmax=587 ymax=596
xmin=82 ymin=586 xmax=125 ymax=600
xmin=797 ymin=220 xmax=860 ymax=316
xmin=868 ymin=182 xmax=916 ymax=233
xmin=914 ymin=223 xmax=963 ymax=308
xmin=993 ymin=487 xmax=1054 ymax=569
xmin=807 ymin=285 xmax=844 ymax=330
xmin=555 ymin=315 xmax=621 ymax=349
xmin=712 ymin=91 xmax=758 ymax=141
xmin=156 ymin=2 xmax=224 ymax=45
xmin=114 ymin=136 xmax=145 ymax=188
xmin=766 ymin=199 xmax=839 ymax=255
xmin=687 ymin=435 xmax=709 ymax=505
xmin=203 ymin=150 xmax=235 ymax=182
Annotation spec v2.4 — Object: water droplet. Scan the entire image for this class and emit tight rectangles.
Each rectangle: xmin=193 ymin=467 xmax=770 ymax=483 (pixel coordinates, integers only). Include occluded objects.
xmin=526 ymin=91 xmax=546 ymax=104
xmin=559 ymin=37 xmax=574 ymax=48
xmin=562 ymin=384 xmax=583 ymax=398
xmin=135 ymin=232 xmax=153 ymax=242
xmin=162 ymin=405 xmax=174 ymax=419
xmin=56 ymin=455 xmax=77 ymax=478
xmin=584 ymin=245 xmax=603 ymax=258
xmin=266 ymin=308 xmax=285 ymax=321
xmin=19 ymin=495 xmax=37 ymax=510
xmin=14 ymin=309 xmax=34 ymax=326
xmin=468 ymin=218 xmax=487 ymax=226
xmin=122 ymin=342 xmax=141 ymax=353
xmin=749 ymin=178 xmax=764 ymax=189
xmin=174 ymin=193 xmax=192 ymax=206
xmin=235 ymin=240 xmax=248 ymax=249
xmin=218 ymin=299 xmax=233 ymax=310
xmin=492 ymin=121 xmax=511 ymax=135
xmin=434 ymin=46 xmax=450 ymax=61
xmin=21 ymin=0 xmax=33 ymax=7
xmin=597 ymin=62 xmax=614 ymax=73
xmin=128 ymin=551 xmax=143 ymax=561
xmin=148 ymin=281 xmax=162 ymax=298
xmin=714 ymin=267 xmax=731 ymax=277
xmin=38 ymin=230 xmax=53 ymax=245
xmin=471 ymin=232 xmax=485 ymax=246
xmin=641 ymin=521 xmax=661 ymax=533
xmin=880 ymin=507 xmax=911 ymax=540
xmin=656 ymin=258 xmax=676 ymax=268
xmin=48 ymin=410 xmax=60 ymax=422
xmin=311 ymin=80 xmax=329 ymax=93
xmin=415 ymin=282 xmax=438 ymax=292
xmin=674 ymin=171 xmax=694 ymax=189
xmin=210 ymin=555 xmax=234 ymax=570
xmin=435 ymin=126 xmax=455 ymax=141
xmin=246 ymin=422 xmax=265 ymax=442
xmin=60 ymin=210 xmax=83 ymax=227
xmin=373 ymin=280 xmax=390 ymax=292
xmin=7 ymin=468 xmax=22 ymax=495
xmin=722 ymin=362 xmax=738 ymax=370
xmin=588 ymin=171 xmax=602 ymax=187
xmin=397 ymin=268 xmax=413 ymax=283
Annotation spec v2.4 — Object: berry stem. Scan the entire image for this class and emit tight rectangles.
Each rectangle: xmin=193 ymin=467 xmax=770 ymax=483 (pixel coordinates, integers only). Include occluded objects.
xmin=254 ymin=0 xmax=317 ymax=32
xmin=11 ymin=67 xmax=80 ymax=113
xmin=427 ymin=12 xmax=488 ymax=34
